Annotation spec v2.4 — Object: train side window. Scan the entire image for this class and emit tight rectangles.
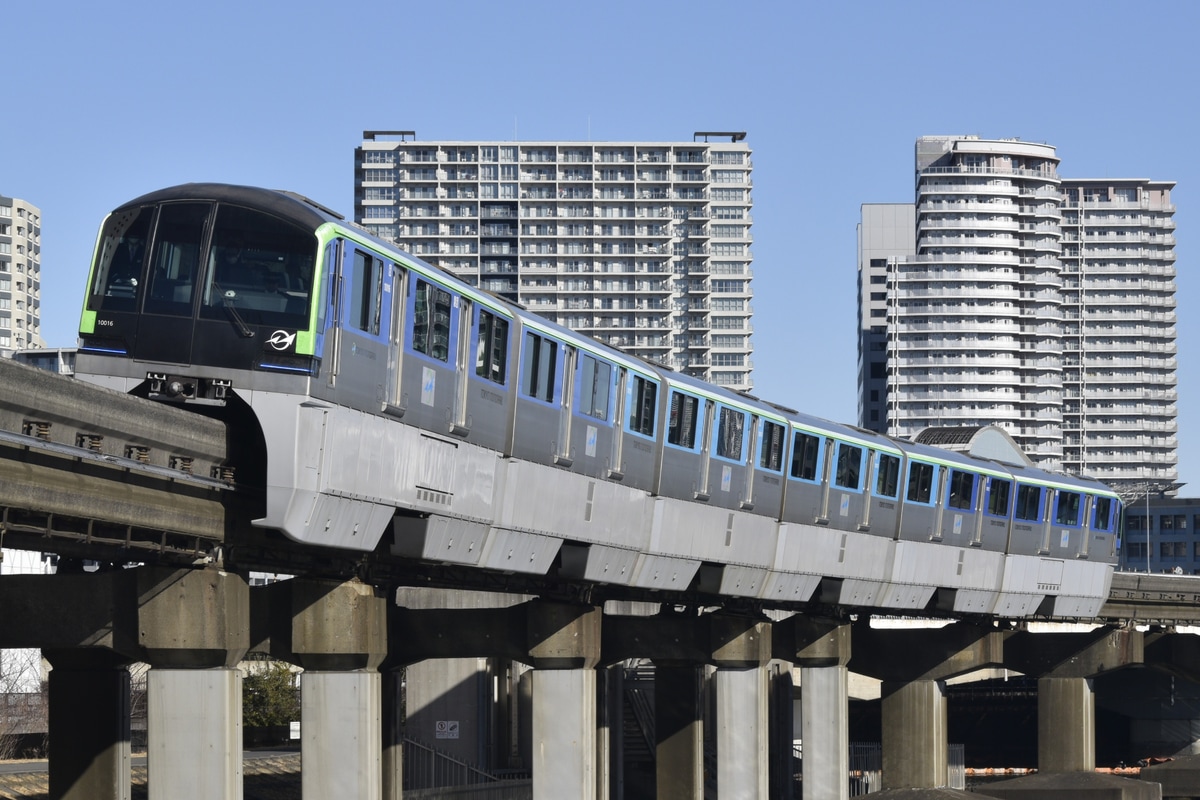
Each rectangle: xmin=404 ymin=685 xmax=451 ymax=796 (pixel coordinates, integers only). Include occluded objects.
xmin=1015 ymin=485 xmax=1042 ymax=521
xmin=834 ymin=442 xmax=863 ymax=490
xmin=627 ymin=374 xmax=657 ymax=437
xmin=475 ymin=308 xmax=508 ymax=384
xmin=667 ymin=391 xmax=701 ymax=449
xmin=1092 ymin=496 xmax=1113 ymax=531
xmin=906 ymin=461 xmax=936 ymax=504
xmin=947 ymin=469 xmax=976 ymax=510
xmin=759 ymin=420 xmax=785 ymax=472
xmin=578 ymin=353 xmax=612 ymax=420
xmin=351 ymin=249 xmax=382 ymax=335
xmin=986 ymin=478 xmax=1012 ymax=517
xmin=413 ymin=279 xmax=452 ymax=361
xmin=715 ymin=406 xmax=746 ymax=461
xmin=521 ymin=331 xmax=558 ymax=402
xmin=874 ymin=453 xmax=900 ymax=498
xmin=1055 ymin=491 xmax=1082 ymax=526
xmin=790 ymin=431 xmax=822 ymax=482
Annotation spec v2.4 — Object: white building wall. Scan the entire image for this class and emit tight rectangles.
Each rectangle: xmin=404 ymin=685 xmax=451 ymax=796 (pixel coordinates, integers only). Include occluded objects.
xmin=354 ymin=132 xmax=754 ymax=390
xmin=0 ymin=194 xmax=43 ymax=351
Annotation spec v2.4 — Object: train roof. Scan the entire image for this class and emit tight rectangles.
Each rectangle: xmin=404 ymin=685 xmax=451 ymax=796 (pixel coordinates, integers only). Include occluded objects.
xmin=113 ymin=183 xmax=340 ymax=231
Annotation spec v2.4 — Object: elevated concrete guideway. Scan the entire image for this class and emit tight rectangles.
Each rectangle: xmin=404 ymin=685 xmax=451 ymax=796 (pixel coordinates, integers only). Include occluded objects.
xmin=8 ymin=359 xmax=1200 ymax=798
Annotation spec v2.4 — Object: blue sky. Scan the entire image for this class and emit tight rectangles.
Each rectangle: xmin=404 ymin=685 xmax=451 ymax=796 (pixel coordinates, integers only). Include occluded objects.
xmin=4 ymin=1 xmax=1198 ymax=489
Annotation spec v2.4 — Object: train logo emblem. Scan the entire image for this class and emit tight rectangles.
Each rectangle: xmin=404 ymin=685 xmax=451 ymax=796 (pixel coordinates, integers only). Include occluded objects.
xmin=267 ymin=330 xmax=296 ymax=351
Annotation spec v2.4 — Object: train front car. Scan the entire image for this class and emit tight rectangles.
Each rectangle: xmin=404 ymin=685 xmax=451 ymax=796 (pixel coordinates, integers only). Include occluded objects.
xmin=77 ymin=183 xmax=326 ymax=395
xmin=75 ymin=184 xmax=348 ymax=549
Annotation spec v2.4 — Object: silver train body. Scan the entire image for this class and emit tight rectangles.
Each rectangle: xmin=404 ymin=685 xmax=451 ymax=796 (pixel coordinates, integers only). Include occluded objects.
xmin=75 ymin=184 xmax=1122 ymax=618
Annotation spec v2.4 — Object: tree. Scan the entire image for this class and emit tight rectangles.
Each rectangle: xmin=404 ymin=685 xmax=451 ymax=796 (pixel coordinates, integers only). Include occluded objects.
xmin=242 ymin=660 xmax=300 ymax=728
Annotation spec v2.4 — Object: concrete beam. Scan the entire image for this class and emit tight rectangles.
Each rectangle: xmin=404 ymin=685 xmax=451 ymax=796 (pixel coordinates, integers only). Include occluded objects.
xmin=259 ymin=577 xmax=387 ymax=670
xmin=850 ymin=621 xmax=1008 ymax=682
xmin=1005 ymin=626 xmax=1143 ymax=678
xmin=0 ymin=566 xmax=249 ymax=666
xmin=774 ymin=615 xmax=851 ymax=667
xmin=1144 ymin=630 xmax=1200 ymax=683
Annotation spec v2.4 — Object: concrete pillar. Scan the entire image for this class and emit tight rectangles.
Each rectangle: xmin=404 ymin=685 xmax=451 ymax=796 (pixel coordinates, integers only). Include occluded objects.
xmin=800 ymin=664 xmax=849 ymax=800
xmin=881 ymin=679 xmax=948 ymax=790
xmin=711 ymin=615 xmax=772 ymax=800
xmin=135 ymin=568 xmax=249 ymax=800
xmin=777 ymin=616 xmax=852 ymax=800
xmin=263 ymin=577 xmax=387 ymax=800
xmin=532 ymin=669 xmax=596 ymax=800
xmin=768 ymin=664 xmax=796 ymax=800
xmin=381 ymin=668 xmax=404 ymax=800
xmin=302 ymin=670 xmax=382 ymax=797
xmin=147 ymin=669 xmax=242 ymax=800
xmin=655 ymin=664 xmax=705 ymax=800
xmin=525 ymin=601 xmax=602 ymax=800
xmin=716 ymin=666 xmax=769 ymax=800
xmin=44 ymin=650 xmax=132 ymax=800
xmin=1038 ymin=676 xmax=1094 ymax=773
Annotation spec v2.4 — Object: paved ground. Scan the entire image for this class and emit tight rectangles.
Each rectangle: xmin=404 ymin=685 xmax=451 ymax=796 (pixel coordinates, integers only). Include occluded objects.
xmin=0 ymin=754 xmax=302 ymax=799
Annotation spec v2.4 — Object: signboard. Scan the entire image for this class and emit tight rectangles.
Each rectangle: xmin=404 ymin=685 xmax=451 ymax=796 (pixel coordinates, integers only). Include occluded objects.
xmin=435 ymin=720 xmax=460 ymax=740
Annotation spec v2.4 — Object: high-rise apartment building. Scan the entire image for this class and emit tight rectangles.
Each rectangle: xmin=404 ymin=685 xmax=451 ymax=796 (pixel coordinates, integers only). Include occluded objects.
xmin=354 ymin=131 xmax=754 ymax=389
xmin=0 ymin=194 xmax=42 ymax=352
xmin=858 ymin=136 xmax=1178 ymax=493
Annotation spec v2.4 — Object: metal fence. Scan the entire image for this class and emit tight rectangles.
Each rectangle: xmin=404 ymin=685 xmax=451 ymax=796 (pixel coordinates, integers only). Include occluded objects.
xmin=796 ymin=741 xmax=965 ymax=796
xmin=404 ymin=737 xmax=531 ymax=800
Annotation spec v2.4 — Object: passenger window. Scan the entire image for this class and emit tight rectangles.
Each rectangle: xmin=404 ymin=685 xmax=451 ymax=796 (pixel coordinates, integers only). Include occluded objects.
xmin=1093 ymin=496 xmax=1113 ymax=531
xmin=834 ymin=443 xmax=863 ymax=490
xmin=790 ymin=431 xmax=821 ymax=481
xmin=1056 ymin=491 xmax=1082 ymax=526
xmin=413 ymin=279 xmax=451 ymax=360
xmin=578 ymin=354 xmax=612 ymax=420
xmin=351 ymin=250 xmax=382 ymax=334
xmin=475 ymin=308 xmax=508 ymax=384
xmin=716 ymin=406 xmax=746 ymax=461
xmin=627 ymin=374 xmax=657 ymax=437
xmin=986 ymin=478 xmax=1012 ymax=517
xmin=947 ymin=470 xmax=975 ymax=510
xmin=875 ymin=453 xmax=900 ymax=498
xmin=759 ymin=421 xmax=785 ymax=472
xmin=1015 ymin=485 xmax=1042 ymax=521
xmin=906 ymin=461 xmax=936 ymax=504
xmin=668 ymin=391 xmax=700 ymax=449
xmin=521 ymin=331 xmax=558 ymax=402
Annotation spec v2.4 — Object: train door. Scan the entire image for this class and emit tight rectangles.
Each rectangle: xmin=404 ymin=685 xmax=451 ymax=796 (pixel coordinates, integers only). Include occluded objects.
xmin=130 ymin=202 xmax=210 ymax=364
xmin=450 ymin=297 xmax=475 ymax=436
xmin=330 ymin=245 xmax=391 ymax=410
xmin=402 ymin=275 xmax=463 ymax=435
xmin=556 ymin=346 xmax=578 ymax=464
xmin=384 ymin=262 xmax=406 ymax=415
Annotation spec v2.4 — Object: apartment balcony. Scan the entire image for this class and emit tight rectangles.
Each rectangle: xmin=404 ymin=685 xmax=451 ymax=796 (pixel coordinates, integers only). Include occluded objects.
xmin=920 ymin=164 xmax=1060 ymax=181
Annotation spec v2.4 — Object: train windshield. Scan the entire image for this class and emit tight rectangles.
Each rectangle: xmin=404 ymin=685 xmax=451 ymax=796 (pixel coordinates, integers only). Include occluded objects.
xmin=88 ymin=201 xmax=316 ymax=330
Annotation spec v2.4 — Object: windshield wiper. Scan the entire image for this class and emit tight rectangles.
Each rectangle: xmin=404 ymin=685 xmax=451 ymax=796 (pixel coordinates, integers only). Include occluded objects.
xmin=213 ymin=283 xmax=254 ymax=338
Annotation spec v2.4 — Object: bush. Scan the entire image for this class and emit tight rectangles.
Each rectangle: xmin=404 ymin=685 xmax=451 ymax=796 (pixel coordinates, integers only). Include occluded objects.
xmin=242 ymin=661 xmax=299 ymax=728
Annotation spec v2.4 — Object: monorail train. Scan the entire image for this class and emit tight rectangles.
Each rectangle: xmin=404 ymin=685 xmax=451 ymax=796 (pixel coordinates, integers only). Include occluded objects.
xmin=75 ymin=184 xmax=1123 ymax=618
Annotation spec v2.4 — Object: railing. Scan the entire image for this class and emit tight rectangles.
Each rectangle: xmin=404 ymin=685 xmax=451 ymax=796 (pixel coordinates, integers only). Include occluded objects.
xmin=794 ymin=741 xmax=965 ymax=795
xmin=404 ymin=737 xmax=529 ymax=794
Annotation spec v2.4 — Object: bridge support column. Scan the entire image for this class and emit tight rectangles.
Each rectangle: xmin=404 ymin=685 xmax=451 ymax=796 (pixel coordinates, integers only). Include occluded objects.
xmin=1038 ymin=676 xmax=1094 ymax=773
xmin=776 ymin=615 xmax=852 ymax=800
xmin=525 ymin=601 xmax=602 ymax=800
xmin=147 ymin=669 xmax=243 ymax=800
xmin=712 ymin=615 xmax=772 ymax=800
xmin=381 ymin=667 xmax=404 ymax=800
xmin=881 ymin=679 xmax=947 ymax=790
xmin=44 ymin=650 xmax=132 ymax=800
xmin=984 ymin=626 xmax=1149 ymax=799
xmin=655 ymin=664 xmax=705 ymax=800
xmin=262 ymin=577 xmax=388 ymax=800
xmin=850 ymin=619 xmax=1009 ymax=792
